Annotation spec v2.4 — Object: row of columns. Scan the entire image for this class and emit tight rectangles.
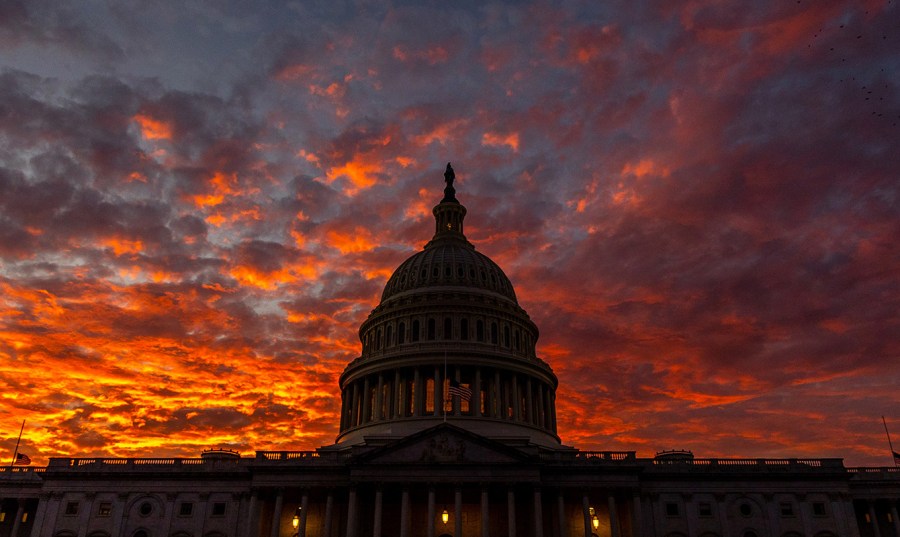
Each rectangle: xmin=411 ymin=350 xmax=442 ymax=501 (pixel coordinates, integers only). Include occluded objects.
xmin=0 ymin=499 xmax=28 ymax=537
xmin=866 ymin=499 xmax=900 ymax=537
xmin=340 ymin=366 xmax=557 ymax=434
xmin=270 ymin=486 xmax=623 ymax=537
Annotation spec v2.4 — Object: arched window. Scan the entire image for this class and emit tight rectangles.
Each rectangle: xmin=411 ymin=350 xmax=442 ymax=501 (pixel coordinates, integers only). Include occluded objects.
xmin=398 ymin=322 xmax=406 ymax=344
xmin=460 ymin=319 xmax=469 ymax=340
xmin=491 ymin=322 xmax=498 ymax=344
xmin=427 ymin=318 xmax=436 ymax=340
xmin=386 ymin=325 xmax=393 ymax=347
xmin=476 ymin=320 xmax=484 ymax=341
xmin=503 ymin=325 xmax=510 ymax=348
xmin=376 ymin=328 xmax=383 ymax=350
xmin=514 ymin=330 xmax=520 ymax=350
xmin=412 ymin=320 xmax=420 ymax=342
xmin=444 ymin=318 xmax=452 ymax=339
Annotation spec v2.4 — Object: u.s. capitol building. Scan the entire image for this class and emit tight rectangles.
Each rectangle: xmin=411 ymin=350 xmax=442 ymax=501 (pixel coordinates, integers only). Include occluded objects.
xmin=2 ymin=165 xmax=898 ymax=537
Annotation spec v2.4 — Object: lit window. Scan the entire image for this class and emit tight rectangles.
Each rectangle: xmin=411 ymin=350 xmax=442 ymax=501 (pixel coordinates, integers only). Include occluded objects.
xmin=98 ymin=503 xmax=112 ymax=516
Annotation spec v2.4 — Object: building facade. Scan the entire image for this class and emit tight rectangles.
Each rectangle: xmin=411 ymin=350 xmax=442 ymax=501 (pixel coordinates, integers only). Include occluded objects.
xmin=2 ymin=165 xmax=899 ymax=537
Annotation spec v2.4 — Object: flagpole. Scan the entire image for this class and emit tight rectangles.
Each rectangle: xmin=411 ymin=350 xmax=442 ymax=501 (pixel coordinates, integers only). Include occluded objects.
xmin=883 ymin=416 xmax=897 ymax=467
xmin=8 ymin=419 xmax=24 ymax=468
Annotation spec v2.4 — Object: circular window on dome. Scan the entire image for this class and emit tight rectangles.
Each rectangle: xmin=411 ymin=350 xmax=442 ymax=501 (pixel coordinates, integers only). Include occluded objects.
xmin=139 ymin=502 xmax=153 ymax=516
xmin=739 ymin=503 xmax=752 ymax=517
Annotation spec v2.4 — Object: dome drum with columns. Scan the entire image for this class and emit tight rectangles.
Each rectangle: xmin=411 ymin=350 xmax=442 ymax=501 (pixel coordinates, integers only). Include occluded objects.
xmin=337 ymin=164 xmax=560 ymax=447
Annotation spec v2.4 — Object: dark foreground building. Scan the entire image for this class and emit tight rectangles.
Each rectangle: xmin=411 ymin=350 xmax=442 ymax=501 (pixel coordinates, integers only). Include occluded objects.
xmin=2 ymin=166 xmax=899 ymax=537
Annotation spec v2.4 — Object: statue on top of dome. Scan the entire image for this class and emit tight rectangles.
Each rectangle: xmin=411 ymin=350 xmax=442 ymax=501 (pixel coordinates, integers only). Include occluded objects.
xmin=444 ymin=162 xmax=455 ymax=186
xmin=442 ymin=162 xmax=457 ymax=202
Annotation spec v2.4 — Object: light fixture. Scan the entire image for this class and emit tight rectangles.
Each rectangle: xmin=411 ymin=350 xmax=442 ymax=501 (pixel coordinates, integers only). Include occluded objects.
xmin=292 ymin=506 xmax=302 ymax=529
xmin=592 ymin=514 xmax=600 ymax=530
xmin=442 ymin=509 xmax=450 ymax=524
xmin=589 ymin=506 xmax=595 ymax=516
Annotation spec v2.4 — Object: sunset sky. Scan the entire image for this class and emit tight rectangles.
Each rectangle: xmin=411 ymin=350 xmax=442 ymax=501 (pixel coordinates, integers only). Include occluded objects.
xmin=1 ymin=0 xmax=898 ymax=466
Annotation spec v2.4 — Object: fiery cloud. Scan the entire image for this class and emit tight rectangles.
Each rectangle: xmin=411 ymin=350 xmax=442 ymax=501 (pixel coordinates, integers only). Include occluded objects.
xmin=0 ymin=0 xmax=897 ymax=467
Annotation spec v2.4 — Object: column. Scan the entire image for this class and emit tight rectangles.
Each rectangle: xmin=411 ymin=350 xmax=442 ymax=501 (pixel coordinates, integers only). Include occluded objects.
xmin=763 ymin=494 xmax=779 ymax=537
xmin=299 ymin=493 xmax=310 ymax=537
xmin=414 ymin=368 xmax=422 ymax=416
xmin=631 ymin=494 xmax=643 ymax=537
xmin=400 ymin=488 xmax=411 ymax=537
xmin=76 ymin=493 xmax=97 ymax=537
xmin=512 ymin=375 xmax=520 ymax=421
xmin=455 ymin=487 xmax=463 ymax=537
xmin=362 ymin=377 xmax=371 ymax=423
xmin=503 ymin=377 xmax=511 ymax=420
xmin=245 ymin=490 xmax=260 ymax=537
xmin=715 ymin=495 xmax=730 ymax=537
xmin=434 ymin=366 xmax=442 ymax=416
xmin=270 ymin=489 xmax=284 ymax=537
xmin=373 ymin=488 xmax=383 ymax=537
xmin=890 ymin=503 xmax=900 ymax=537
xmin=399 ymin=371 xmax=408 ymax=417
xmin=557 ymin=492 xmax=566 ymax=537
xmin=541 ymin=386 xmax=550 ymax=429
xmin=323 ymin=492 xmax=334 ymax=537
xmin=474 ymin=368 xmax=482 ymax=417
xmin=494 ymin=370 xmax=501 ymax=418
xmin=346 ymin=488 xmax=358 ymax=537
xmin=427 ymin=487 xmax=436 ymax=537
xmin=351 ymin=383 xmax=360 ymax=426
xmin=537 ymin=384 xmax=545 ymax=427
xmin=526 ymin=379 xmax=534 ymax=424
xmin=376 ymin=374 xmax=384 ymax=421
xmin=533 ymin=488 xmax=544 ymax=537
xmin=30 ymin=493 xmax=50 ymax=537
xmin=608 ymin=495 xmax=619 ymax=537
xmin=582 ymin=495 xmax=592 ymax=537
xmin=868 ymin=501 xmax=882 ymax=537
xmin=10 ymin=500 xmax=24 ymax=537
xmin=550 ymin=393 xmax=557 ymax=432
xmin=394 ymin=371 xmax=402 ymax=418
xmin=340 ymin=389 xmax=349 ymax=429
xmin=508 ymin=488 xmax=517 ymax=537
xmin=481 ymin=487 xmax=490 ymax=537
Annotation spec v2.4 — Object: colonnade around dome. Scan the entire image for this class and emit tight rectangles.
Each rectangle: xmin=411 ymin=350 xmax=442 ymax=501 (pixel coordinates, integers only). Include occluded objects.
xmin=338 ymin=363 xmax=558 ymax=440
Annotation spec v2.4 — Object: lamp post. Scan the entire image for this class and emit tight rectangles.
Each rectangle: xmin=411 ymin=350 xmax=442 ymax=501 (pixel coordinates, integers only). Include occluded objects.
xmin=442 ymin=509 xmax=450 ymax=524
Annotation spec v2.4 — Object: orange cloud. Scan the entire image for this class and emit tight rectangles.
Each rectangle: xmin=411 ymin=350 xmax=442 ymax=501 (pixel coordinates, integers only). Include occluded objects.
xmin=325 ymin=227 xmax=377 ymax=254
xmin=132 ymin=113 xmax=173 ymax=141
xmin=481 ymin=131 xmax=520 ymax=151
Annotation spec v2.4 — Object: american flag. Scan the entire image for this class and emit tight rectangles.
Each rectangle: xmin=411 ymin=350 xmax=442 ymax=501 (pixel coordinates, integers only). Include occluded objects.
xmin=14 ymin=453 xmax=31 ymax=465
xmin=893 ymin=450 xmax=900 ymax=466
xmin=448 ymin=379 xmax=472 ymax=401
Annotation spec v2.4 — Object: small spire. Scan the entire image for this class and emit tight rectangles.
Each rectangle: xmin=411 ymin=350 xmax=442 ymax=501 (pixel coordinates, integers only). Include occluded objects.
xmin=442 ymin=162 xmax=457 ymax=202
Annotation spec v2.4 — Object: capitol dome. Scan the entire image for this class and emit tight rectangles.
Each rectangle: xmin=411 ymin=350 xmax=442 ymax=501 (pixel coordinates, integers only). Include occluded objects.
xmin=336 ymin=164 xmax=559 ymax=447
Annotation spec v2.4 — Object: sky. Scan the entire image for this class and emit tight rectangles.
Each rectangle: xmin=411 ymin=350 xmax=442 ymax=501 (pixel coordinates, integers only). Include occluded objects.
xmin=0 ymin=0 xmax=898 ymax=467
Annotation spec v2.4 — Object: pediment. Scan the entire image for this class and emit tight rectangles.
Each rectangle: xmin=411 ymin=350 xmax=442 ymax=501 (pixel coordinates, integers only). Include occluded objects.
xmin=355 ymin=423 xmax=533 ymax=465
